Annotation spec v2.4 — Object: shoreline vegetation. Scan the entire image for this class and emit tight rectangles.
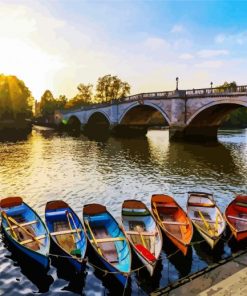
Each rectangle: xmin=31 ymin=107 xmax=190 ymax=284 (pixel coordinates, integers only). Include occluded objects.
xmin=0 ymin=73 xmax=247 ymax=135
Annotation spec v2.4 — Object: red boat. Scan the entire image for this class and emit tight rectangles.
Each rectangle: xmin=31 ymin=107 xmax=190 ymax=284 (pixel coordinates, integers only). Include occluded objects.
xmin=225 ymin=195 xmax=247 ymax=241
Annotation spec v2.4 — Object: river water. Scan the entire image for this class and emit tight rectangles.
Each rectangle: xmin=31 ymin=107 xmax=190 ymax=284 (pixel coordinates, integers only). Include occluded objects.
xmin=0 ymin=126 xmax=247 ymax=295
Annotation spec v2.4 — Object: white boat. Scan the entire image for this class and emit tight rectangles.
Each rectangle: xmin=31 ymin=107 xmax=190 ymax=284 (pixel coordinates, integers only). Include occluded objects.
xmin=187 ymin=192 xmax=226 ymax=249
xmin=121 ymin=200 xmax=163 ymax=276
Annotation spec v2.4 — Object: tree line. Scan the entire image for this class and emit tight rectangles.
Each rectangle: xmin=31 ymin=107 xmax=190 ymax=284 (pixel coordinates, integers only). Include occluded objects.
xmin=36 ymin=74 xmax=131 ymax=118
xmin=0 ymin=73 xmax=246 ymax=127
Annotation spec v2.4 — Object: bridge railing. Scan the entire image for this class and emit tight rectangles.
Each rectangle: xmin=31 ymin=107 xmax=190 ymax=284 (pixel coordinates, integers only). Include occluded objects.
xmin=185 ymin=85 xmax=247 ymax=96
xmin=61 ymin=85 xmax=247 ymax=114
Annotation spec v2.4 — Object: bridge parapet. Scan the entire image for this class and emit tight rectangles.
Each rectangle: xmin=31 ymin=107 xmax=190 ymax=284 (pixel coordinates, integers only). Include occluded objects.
xmin=60 ymin=85 xmax=247 ymax=115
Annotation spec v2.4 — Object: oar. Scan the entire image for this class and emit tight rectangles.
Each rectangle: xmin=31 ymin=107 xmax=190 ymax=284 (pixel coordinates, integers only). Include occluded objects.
xmin=85 ymin=220 xmax=102 ymax=256
xmin=215 ymin=212 xmax=219 ymax=235
xmin=66 ymin=211 xmax=76 ymax=243
xmin=135 ymin=224 xmax=147 ymax=248
xmin=2 ymin=211 xmax=18 ymax=240
xmin=67 ymin=211 xmax=81 ymax=241
xmin=198 ymin=210 xmax=213 ymax=235
xmin=7 ymin=215 xmax=45 ymax=246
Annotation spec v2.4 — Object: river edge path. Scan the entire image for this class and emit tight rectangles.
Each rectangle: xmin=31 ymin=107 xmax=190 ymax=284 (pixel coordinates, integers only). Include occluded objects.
xmin=151 ymin=249 xmax=247 ymax=296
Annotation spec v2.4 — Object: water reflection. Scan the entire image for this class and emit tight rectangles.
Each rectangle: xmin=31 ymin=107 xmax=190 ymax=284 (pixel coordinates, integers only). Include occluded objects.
xmin=1 ymin=235 xmax=53 ymax=293
xmin=0 ymin=127 xmax=247 ymax=295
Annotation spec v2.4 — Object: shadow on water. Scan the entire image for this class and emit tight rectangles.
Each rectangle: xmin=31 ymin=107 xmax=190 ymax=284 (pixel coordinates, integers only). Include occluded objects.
xmin=84 ymin=245 xmax=132 ymax=295
xmin=162 ymin=235 xmax=193 ymax=278
xmin=50 ymin=255 xmax=87 ymax=295
xmin=0 ymin=132 xmax=30 ymax=143
xmin=2 ymin=234 xmax=54 ymax=293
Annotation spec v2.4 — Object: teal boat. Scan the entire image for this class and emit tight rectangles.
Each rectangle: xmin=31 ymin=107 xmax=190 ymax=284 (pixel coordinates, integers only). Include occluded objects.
xmin=45 ymin=200 xmax=87 ymax=271
xmin=0 ymin=196 xmax=50 ymax=269
xmin=82 ymin=203 xmax=132 ymax=286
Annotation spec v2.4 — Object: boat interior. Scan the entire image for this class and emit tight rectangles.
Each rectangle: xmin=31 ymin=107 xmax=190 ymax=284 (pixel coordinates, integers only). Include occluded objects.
xmin=45 ymin=203 xmax=86 ymax=258
xmin=226 ymin=197 xmax=247 ymax=231
xmin=1 ymin=198 xmax=48 ymax=253
xmin=83 ymin=205 xmax=130 ymax=273
xmin=122 ymin=202 xmax=160 ymax=258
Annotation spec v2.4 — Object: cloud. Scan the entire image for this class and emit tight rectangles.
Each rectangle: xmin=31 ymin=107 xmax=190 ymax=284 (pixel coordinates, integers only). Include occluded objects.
xmin=179 ymin=53 xmax=194 ymax=60
xmin=215 ymin=32 xmax=247 ymax=45
xmin=144 ymin=37 xmax=170 ymax=51
xmin=197 ymin=49 xmax=229 ymax=58
xmin=195 ymin=60 xmax=224 ymax=69
xmin=171 ymin=25 xmax=184 ymax=33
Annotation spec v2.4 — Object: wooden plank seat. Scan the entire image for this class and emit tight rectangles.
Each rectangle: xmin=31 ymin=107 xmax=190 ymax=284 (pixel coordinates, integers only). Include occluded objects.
xmin=6 ymin=220 xmax=38 ymax=231
xmin=50 ymin=229 xmax=82 ymax=236
xmin=20 ymin=234 xmax=46 ymax=245
xmin=228 ymin=215 xmax=247 ymax=222
xmin=155 ymin=203 xmax=178 ymax=208
xmin=192 ymin=217 xmax=224 ymax=223
xmin=162 ymin=221 xmax=188 ymax=226
xmin=188 ymin=202 xmax=215 ymax=207
xmin=90 ymin=237 xmax=125 ymax=244
xmin=126 ymin=230 xmax=157 ymax=236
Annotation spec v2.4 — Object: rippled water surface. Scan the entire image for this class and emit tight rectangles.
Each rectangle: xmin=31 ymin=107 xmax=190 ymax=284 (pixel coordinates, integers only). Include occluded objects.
xmin=1 ymin=127 xmax=247 ymax=295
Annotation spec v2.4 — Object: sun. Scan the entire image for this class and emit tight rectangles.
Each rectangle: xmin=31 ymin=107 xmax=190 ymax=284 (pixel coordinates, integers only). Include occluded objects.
xmin=0 ymin=37 xmax=64 ymax=100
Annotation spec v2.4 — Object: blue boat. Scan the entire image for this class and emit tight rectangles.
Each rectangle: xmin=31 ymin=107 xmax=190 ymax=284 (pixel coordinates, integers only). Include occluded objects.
xmin=45 ymin=200 xmax=87 ymax=272
xmin=0 ymin=196 xmax=50 ymax=269
xmin=82 ymin=203 xmax=132 ymax=286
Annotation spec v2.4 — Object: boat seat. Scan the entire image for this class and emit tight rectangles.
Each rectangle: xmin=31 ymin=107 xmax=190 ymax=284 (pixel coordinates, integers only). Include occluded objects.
xmin=126 ymin=230 xmax=157 ymax=236
xmin=228 ymin=215 xmax=247 ymax=222
xmin=155 ymin=203 xmax=178 ymax=208
xmin=235 ymin=202 xmax=247 ymax=207
xmin=192 ymin=217 xmax=223 ymax=223
xmin=6 ymin=220 xmax=38 ymax=231
xmin=19 ymin=234 xmax=46 ymax=245
xmin=162 ymin=221 xmax=188 ymax=226
xmin=188 ymin=202 xmax=215 ymax=207
xmin=46 ymin=210 xmax=67 ymax=217
xmin=50 ymin=229 xmax=81 ymax=236
xmin=90 ymin=237 xmax=125 ymax=243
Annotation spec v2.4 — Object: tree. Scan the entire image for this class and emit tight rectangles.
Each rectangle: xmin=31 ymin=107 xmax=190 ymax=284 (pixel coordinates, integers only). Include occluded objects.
xmin=216 ymin=81 xmax=237 ymax=92
xmin=0 ymin=74 xmax=33 ymax=119
xmin=65 ymin=84 xmax=93 ymax=109
xmin=55 ymin=95 xmax=68 ymax=110
xmin=95 ymin=74 xmax=130 ymax=103
xmin=39 ymin=90 xmax=56 ymax=117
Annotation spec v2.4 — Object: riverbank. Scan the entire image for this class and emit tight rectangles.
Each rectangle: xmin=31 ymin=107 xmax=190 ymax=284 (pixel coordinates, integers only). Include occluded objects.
xmin=151 ymin=249 xmax=247 ymax=296
xmin=0 ymin=119 xmax=32 ymax=138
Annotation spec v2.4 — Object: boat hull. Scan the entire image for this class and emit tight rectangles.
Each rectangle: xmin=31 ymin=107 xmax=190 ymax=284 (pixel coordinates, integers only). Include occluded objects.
xmin=50 ymin=238 xmax=86 ymax=272
xmin=165 ymin=231 xmax=189 ymax=256
xmin=193 ymin=222 xmax=220 ymax=249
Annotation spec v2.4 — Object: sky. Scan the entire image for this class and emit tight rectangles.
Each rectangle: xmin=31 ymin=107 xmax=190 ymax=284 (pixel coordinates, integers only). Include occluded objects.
xmin=1 ymin=0 xmax=247 ymax=100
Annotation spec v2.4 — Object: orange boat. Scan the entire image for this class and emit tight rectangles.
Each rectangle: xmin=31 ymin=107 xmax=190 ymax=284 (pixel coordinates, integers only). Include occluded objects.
xmin=225 ymin=195 xmax=247 ymax=241
xmin=151 ymin=194 xmax=193 ymax=255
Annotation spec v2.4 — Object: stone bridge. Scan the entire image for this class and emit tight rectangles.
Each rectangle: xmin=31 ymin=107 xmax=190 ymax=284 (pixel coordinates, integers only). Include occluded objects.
xmin=55 ymin=85 xmax=247 ymax=141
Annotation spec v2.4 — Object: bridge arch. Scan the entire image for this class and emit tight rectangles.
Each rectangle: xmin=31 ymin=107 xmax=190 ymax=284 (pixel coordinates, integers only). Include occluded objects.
xmin=119 ymin=102 xmax=170 ymax=125
xmin=67 ymin=115 xmax=81 ymax=132
xmin=186 ymin=99 xmax=247 ymax=125
xmin=86 ymin=111 xmax=111 ymax=126
xmin=184 ymin=99 xmax=247 ymax=141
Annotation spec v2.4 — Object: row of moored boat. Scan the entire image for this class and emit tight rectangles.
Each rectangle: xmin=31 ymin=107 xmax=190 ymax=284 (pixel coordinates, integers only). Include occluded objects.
xmin=0 ymin=192 xmax=246 ymax=286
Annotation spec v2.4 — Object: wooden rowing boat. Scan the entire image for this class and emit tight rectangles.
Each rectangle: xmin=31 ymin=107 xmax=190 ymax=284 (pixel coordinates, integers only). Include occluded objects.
xmin=121 ymin=200 xmax=163 ymax=276
xmin=82 ymin=203 xmax=131 ymax=286
xmin=187 ymin=192 xmax=226 ymax=249
xmin=151 ymin=194 xmax=193 ymax=256
xmin=0 ymin=196 xmax=50 ymax=269
xmin=225 ymin=195 xmax=247 ymax=241
xmin=45 ymin=200 xmax=87 ymax=272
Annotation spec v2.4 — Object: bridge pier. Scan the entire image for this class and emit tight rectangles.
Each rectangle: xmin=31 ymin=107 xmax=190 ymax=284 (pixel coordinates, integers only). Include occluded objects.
xmin=169 ymin=125 xmax=218 ymax=142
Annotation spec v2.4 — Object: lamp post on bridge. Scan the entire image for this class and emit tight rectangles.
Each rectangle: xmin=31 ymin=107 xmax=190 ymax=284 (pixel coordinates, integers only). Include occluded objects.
xmin=210 ymin=82 xmax=213 ymax=93
xmin=176 ymin=77 xmax=179 ymax=91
